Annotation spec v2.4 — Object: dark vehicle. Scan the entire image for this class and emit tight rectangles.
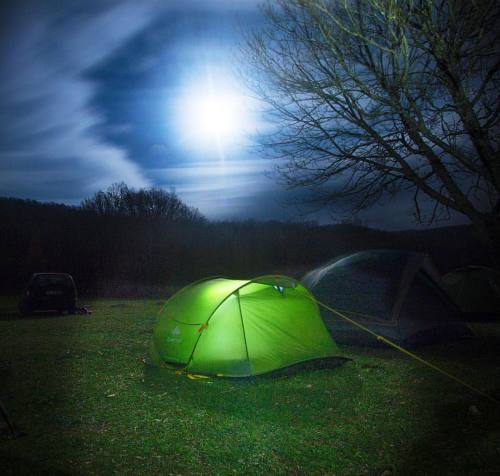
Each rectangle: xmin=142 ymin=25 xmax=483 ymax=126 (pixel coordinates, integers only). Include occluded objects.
xmin=18 ymin=273 xmax=77 ymax=316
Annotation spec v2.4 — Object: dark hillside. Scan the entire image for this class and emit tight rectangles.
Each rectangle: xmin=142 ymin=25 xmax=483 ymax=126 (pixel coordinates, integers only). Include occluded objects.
xmin=0 ymin=197 xmax=489 ymax=296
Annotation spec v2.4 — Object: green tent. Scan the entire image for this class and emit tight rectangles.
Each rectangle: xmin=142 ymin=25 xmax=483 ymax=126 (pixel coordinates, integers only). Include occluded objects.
xmin=150 ymin=275 xmax=340 ymax=377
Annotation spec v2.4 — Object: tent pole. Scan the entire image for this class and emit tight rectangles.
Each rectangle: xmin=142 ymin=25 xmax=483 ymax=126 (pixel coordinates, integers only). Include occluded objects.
xmin=236 ymin=290 xmax=251 ymax=372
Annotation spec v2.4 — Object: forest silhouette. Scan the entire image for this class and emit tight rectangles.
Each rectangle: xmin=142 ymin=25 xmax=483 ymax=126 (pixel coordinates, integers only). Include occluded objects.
xmin=0 ymin=185 xmax=488 ymax=297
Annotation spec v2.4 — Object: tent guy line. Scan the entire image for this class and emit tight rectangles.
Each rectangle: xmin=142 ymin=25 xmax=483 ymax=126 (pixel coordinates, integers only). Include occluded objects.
xmin=311 ymin=296 xmax=499 ymax=405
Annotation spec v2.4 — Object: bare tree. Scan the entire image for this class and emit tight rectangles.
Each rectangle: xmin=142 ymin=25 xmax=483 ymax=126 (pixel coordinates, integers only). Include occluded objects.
xmin=244 ymin=0 xmax=500 ymax=262
xmin=81 ymin=183 xmax=205 ymax=223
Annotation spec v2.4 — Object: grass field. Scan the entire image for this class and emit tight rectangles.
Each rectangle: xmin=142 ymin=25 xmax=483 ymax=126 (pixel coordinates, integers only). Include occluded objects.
xmin=1 ymin=296 xmax=499 ymax=475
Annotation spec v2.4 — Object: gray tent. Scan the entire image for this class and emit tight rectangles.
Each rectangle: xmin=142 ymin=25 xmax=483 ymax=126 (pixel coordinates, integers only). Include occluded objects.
xmin=302 ymin=250 xmax=467 ymax=346
xmin=442 ymin=266 xmax=500 ymax=319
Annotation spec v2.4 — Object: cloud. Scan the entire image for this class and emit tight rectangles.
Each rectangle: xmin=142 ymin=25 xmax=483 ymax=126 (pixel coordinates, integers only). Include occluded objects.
xmin=0 ymin=0 xmax=156 ymax=201
xmin=0 ymin=151 xmax=145 ymax=203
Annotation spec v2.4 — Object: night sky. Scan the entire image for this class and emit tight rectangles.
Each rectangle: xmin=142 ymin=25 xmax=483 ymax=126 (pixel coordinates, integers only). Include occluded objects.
xmin=0 ymin=0 xmax=469 ymax=229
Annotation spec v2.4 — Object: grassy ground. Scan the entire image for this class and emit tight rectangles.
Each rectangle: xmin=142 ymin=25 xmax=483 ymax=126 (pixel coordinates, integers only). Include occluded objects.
xmin=1 ymin=296 xmax=499 ymax=475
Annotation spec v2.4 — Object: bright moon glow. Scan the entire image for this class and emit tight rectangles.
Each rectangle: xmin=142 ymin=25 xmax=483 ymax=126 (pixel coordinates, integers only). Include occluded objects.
xmin=174 ymin=74 xmax=254 ymax=159
xmin=194 ymin=93 xmax=240 ymax=143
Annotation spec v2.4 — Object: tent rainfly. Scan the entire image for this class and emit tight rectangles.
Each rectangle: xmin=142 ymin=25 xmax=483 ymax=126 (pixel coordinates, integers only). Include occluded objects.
xmin=150 ymin=275 xmax=341 ymax=377
xmin=302 ymin=250 xmax=468 ymax=346
xmin=442 ymin=266 xmax=500 ymax=320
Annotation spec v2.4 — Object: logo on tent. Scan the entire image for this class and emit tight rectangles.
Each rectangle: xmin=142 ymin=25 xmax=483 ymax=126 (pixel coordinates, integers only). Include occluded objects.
xmin=166 ymin=325 xmax=183 ymax=343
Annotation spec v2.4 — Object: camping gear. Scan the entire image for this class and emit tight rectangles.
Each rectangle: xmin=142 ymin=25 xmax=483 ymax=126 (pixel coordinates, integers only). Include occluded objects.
xmin=302 ymin=250 xmax=467 ymax=346
xmin=150 ymin=275 xmax=341 ymax=377
xmin=18 ymin=273 xmax=77 ymax=316
xmin=442 ymin=266 xmax=500 ymax=337
xmin=442 ymin=266 xmax=500 ymax=319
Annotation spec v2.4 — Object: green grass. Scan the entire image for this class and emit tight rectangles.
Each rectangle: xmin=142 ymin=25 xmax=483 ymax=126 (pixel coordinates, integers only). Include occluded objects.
xmin=1 ymin=296 xmax=499 ymax=475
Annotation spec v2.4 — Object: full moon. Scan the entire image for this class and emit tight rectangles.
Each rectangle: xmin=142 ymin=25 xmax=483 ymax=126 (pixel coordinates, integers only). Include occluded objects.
xmin=173 ymin=75 xmax=253 ymax=158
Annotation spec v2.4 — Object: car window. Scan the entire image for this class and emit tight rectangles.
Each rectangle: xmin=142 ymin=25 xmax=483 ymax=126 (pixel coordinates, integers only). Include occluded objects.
xmin=33 ymin=275 xmax=71 ymax=287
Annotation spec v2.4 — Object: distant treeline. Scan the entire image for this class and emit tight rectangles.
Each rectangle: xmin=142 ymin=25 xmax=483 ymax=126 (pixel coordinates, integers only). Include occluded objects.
xmin=0 ymin=188 xmax=490 ymax=297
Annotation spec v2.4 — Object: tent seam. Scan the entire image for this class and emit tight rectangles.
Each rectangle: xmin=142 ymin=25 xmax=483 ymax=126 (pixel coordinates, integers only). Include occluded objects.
xmin=236 ymin=290 xmax=252 ymax=375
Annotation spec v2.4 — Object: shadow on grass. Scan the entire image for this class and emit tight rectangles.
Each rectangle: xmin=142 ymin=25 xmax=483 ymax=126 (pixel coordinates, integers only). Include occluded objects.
xmin=142 ymin=356 xmax=351 ymax=387
xmin=256 ymin=356 xmax=352 ymax=379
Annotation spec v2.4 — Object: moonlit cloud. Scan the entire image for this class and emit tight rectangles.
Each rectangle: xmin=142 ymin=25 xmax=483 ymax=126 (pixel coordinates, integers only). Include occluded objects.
xmin=0 ymin=0 xmax=470 ymax=228
xmin=0 ymin=1 xmax=156 ymax=201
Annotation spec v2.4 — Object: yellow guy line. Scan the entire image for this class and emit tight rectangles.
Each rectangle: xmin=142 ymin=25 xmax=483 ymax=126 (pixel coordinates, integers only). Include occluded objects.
xmin=312 ymin=297 xmax=499 ymax=405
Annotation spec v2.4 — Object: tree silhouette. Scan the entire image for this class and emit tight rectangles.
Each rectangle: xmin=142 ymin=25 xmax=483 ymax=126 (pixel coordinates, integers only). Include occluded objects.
xmin=244 ymin=0 xmax=500 ymax=262
xmin=81 ymin=183 xmax=205 ymax=223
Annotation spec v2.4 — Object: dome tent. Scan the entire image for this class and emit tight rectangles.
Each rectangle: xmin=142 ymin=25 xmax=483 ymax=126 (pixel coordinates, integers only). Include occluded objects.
xmin=302 ymin=250 xmax=467 ymax=346
xmin=150 ymin=275 xmax=341 ymax=377
xmin=442 ymin=266 xmax=500 ymax=319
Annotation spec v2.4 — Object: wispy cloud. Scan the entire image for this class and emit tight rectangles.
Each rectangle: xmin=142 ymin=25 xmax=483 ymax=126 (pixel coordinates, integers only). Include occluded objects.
xmin=0 ymin=1 xmax=159 ymax=201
